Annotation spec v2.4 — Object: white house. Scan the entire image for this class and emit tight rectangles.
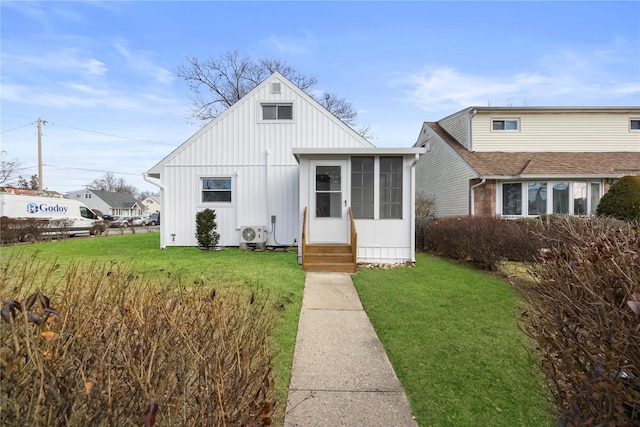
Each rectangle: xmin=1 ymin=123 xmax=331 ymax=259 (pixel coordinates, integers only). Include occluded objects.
xmin=413 ymin=107 xmax=640 ymax=218
xmin=140 ymin=195 xmax=160 ymax=215
xmin=146 ymin=72 xmax=425 ymax=271
xmin=66 ymin=189 xmax=144 ymax=217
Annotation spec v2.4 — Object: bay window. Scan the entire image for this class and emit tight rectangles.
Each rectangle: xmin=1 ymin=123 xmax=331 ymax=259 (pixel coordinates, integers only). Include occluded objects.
xmin=500 ymin=180 xmax=602 ymax=217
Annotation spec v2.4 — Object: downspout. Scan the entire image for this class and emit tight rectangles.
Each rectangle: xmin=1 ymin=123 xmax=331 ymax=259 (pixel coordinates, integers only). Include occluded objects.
xmin=265 ymin=149 xmax=271 ymax=241
xmin=410 ymin=154 xmax=419 ymax=263
xmin=470 ymin=177 xmax=486 ymax=216
xmin=143 ymin=173 xmax=166 ymax=249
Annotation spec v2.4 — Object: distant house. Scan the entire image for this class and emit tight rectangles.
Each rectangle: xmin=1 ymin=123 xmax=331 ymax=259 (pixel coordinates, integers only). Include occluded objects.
xmin=413 ymin=107 xmax=640 ymax=218
xmin=66 ymin=189 xmax=144 ymax=217
xmin=146 ymin=72 xmax=425 ymax=271
xmin=140 ymin=195 xmax=160 ymax=215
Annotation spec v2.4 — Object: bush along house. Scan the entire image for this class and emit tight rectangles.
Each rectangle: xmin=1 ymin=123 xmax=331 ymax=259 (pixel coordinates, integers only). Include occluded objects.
xmin=146 ymin=72 xmax=425 ymax=272
xmin=413 ymin=106 xmax=640 ymax=218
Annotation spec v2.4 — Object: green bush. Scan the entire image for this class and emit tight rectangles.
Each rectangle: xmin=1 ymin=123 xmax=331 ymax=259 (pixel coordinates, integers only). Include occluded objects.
xmin=195 ymin=208 xmax=220 ymax=248
xmin=596 ymin=175 xmax=640 ymax=221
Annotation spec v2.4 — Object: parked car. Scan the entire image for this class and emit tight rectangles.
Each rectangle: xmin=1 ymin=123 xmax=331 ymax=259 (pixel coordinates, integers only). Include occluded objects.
xmin=121 ymin=216 xmax=144 ymax=227
xmin=108 ymin=216 xmax=124 ymax=227
xmin=102 ymin=214 xmax=118 ymax=221
xmin=146 ymin=213 xmax=160 ymax=226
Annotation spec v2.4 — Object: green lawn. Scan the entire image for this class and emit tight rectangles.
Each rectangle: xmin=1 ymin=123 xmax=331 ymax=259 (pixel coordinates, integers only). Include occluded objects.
xmin=1 ymin=235 xmax=555 ymax=426
xmin=352 ymin=254 xmax=556 ymax=427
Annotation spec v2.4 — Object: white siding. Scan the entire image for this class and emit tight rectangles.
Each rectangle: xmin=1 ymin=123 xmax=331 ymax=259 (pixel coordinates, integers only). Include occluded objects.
xmin=415 ymin=132 xmax=477 ymax=217
xmin=150 ymin=73 xmax=372 ymax=247
xmin=472 ymin=111 xmax=640 ymax=152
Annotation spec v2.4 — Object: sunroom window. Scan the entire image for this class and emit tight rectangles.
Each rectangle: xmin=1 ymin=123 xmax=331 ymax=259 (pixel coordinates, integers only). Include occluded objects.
xmin=351 ymin=157 xmax=374 ymax=219
xmin=379 ymin=157 xmax=403 ymax=219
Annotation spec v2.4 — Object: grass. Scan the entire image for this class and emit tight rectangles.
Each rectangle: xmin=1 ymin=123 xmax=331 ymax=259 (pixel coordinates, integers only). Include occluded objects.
xmin=2 ymin=235 xmax=556 ymax=426
xmin=353 ymin=254 xmax=556 ymax=427
xmin=0 ymin=233 xmax=306 ymax=424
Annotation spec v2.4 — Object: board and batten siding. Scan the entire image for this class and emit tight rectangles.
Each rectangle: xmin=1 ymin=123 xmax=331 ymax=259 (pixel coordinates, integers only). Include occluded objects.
xmin=472 ymin=111 xmax=640 ymax=152
xmin=415 ymin=132 xmax=477 ymax=217
xmin=150 ymin=73 xmax=372 ymax=247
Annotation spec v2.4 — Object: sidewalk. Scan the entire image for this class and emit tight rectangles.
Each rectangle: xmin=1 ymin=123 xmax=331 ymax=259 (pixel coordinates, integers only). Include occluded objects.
xmin=284 ymin=273 xmax=418 ymax=426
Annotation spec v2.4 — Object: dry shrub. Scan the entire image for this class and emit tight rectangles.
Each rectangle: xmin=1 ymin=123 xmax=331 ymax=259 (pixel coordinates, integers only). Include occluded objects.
xmin=521 ymin=217 xmax=640 ymax=426
xmin=423 ymin=216 xmax=542 ymax=270
xmin=415 ymin=194 xmax=437 ymax=250
xmin=1 ymin=218 xmax=71 ymax=244
xmin=0 ymin=254 xmax=276 ymax=426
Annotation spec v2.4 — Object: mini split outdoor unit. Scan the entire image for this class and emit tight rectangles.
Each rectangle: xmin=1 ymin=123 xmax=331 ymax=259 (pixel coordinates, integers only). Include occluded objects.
xmin=240 ymin=226 xmax=267 ymax=245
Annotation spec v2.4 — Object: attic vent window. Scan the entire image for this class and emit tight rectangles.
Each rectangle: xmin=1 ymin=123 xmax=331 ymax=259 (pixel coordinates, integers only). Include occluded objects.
xmin=492 ymin=118 xmax=520 ymax=131
xmin=262 ymin=104 xmax=293 ymax=120
xmin=271 ymin=82 xmax=281 ymax=94
xmin=631 ymin=119 xmax=640 ymax=131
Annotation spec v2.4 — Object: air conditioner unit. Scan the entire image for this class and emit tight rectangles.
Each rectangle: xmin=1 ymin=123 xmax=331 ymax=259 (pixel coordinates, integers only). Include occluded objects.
xmin=240 ymin=226 xmax=267 ymax=244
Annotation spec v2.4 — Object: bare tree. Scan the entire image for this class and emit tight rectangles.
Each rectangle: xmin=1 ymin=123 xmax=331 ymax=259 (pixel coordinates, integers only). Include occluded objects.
xmin=17 ymin=174 xmax=39 ymax=190
xmin=92 ymin=172 xmax=137 ymax=195
xmin=177 ymin=50 xmax=371 ymax=137
xmin=0 ymin=152 xmax=23 ymax=186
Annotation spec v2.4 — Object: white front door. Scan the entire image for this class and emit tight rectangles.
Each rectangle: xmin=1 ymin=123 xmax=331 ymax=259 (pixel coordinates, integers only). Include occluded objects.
xmin=309 ymin=160 xmax=349 ymax=243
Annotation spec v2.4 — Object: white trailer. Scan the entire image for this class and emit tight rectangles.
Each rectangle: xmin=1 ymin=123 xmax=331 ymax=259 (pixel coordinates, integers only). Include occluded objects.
xmin=0 ymin=193 xmax=104 ymax=241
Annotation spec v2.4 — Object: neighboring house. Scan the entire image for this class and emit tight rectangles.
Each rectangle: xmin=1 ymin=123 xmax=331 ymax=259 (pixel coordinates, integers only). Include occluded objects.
xmin=140 ymin=195 xmax=160 ymax=215
xmin=414 ymin=107 xmax=640 ymax=218
xmin=146 ymin=72 xmax=425 ymax=269
xmin=66 ymin=189 xmax=144 ymax=217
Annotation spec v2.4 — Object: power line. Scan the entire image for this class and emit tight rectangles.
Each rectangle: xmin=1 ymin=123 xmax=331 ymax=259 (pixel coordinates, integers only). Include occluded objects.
xmin=1 ymin=121 xmax=37 ymax=134
xmin=43 ymin=164 xmax=142 ymax=176
xmin=68 ymin=126 xmax=177 ymax=146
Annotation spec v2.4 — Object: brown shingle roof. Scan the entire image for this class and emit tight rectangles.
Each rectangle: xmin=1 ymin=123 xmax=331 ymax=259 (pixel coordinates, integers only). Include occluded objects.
xmin=426 ymin=122 xmax=640 ymax=178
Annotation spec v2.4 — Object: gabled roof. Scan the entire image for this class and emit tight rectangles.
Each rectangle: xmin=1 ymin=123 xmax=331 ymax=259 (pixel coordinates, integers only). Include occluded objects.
xmin=147 ymin=71 xmax=374 ymax=176
xmin=425 ymin=122 xmax=640 ymax=178
xmin=90 ymin=190 xmax=142 ymax=209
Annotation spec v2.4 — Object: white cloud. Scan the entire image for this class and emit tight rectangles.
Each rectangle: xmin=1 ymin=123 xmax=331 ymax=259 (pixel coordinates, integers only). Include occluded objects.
xmin=4 ymin=49 xmax=108 ymax=76
xmin=392 ymin=65 xmax=640 ymax=111
xmin=113 ymin=39 xmax=174 ymax=84
xmin=391 ymin=42 xmax=640 ymax=111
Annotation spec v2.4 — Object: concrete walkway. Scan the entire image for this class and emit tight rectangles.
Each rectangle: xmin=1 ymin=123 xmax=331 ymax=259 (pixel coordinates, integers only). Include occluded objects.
xmin=284 ymin=273 xmax=418 ymax=426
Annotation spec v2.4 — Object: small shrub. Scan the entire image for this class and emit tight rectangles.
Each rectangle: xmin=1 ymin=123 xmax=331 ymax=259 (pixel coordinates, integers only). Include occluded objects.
xmin=415 ymin=194 xmax=437 ymax=250
xmin=0 ymin=255 xmax=276 ymax=426
xmin=423 ymin=216 xmax=542 ymax=270
xmin=195 ymin=208 xmax=220 ymax=248
xmin=520 ymin=217 xmax=640 ymax=425
xmin=596 ymin=175 xmax=640 ymax=221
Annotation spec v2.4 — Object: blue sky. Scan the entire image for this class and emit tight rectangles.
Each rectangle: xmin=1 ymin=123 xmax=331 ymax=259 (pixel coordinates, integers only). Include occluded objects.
xmin=2 ymin=1 xmax=639 ymax=194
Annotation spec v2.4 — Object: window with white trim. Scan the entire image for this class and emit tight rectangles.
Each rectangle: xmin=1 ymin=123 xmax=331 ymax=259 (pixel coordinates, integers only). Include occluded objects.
xmin=500 ymin=181 xmax=601 ymax=217
xmin=262 ymin=104 xmax=293 ymax=120
xmin=492 ymin=118 xmax=520 ymax=131
xmin=202 ymin=177 xmax=232 ymax=203
xmin=630 ymin=119 xmax=640 ymax=131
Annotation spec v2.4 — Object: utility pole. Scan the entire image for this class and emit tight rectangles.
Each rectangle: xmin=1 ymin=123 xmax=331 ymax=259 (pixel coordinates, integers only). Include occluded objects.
xmin=37 ymin=118 xmax=43 ymax=192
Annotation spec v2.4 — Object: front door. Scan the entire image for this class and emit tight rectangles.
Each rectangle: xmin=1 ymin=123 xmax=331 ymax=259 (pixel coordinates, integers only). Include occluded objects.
xmin=309 ymin=160 xmax=349 ymax=243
